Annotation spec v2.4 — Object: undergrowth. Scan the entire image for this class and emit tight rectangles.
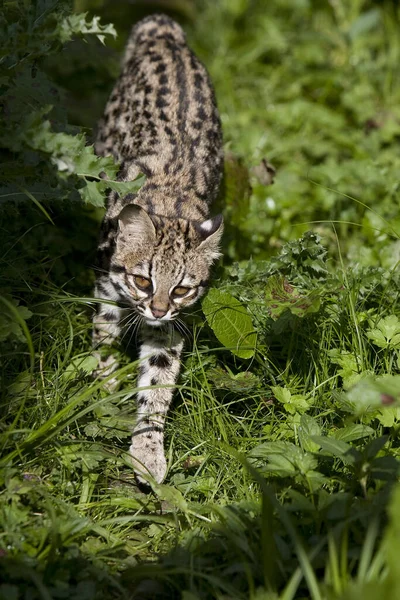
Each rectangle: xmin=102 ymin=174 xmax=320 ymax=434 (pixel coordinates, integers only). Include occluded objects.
xmin=1 ymin=0 xmax=400 ymax=599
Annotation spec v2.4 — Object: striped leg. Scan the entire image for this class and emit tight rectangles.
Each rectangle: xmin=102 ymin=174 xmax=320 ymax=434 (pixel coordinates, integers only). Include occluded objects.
xmin=93 ymin=278 xmax=122 ymax=388
xmin=130 ymin=327 xmax=183 ymax=484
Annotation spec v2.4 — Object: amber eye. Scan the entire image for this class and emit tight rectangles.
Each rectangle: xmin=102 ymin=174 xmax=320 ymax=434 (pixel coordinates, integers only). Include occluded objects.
xmin=134 ymin=276 xmax=152 ymax=290
xmin=173 ymin=286 xmax=191 ymax=297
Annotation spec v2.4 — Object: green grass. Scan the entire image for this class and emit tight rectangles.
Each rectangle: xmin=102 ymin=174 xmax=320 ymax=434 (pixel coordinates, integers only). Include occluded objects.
xmin=2 ymin=0 xmax=400 ymax=598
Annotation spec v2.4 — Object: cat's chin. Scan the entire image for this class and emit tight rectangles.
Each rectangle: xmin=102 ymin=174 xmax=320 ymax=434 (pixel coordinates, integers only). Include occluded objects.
xmin=144 ymin=318 xmax=167 ymax=328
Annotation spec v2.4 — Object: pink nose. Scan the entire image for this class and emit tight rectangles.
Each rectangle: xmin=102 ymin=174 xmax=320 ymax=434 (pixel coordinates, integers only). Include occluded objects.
xmin=152 ymin=307 xmax=168 ymax=319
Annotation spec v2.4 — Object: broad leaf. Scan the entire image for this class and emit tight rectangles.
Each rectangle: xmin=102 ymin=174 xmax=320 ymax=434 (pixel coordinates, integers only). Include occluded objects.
xmin=202 ymin=289 xmax=256 ymax=358
xmin=298 ymin=414 xmax=322 ymax=452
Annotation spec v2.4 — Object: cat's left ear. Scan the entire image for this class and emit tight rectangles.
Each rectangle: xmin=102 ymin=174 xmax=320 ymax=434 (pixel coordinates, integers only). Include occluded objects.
xmin=195 ymin=214 xmax=224 ymax=261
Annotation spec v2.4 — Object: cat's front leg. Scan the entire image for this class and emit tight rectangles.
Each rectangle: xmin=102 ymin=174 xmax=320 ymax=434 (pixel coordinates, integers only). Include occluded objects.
xmin=130 ymin=328 xmax=183 ymax=484
xmin=92 ymin=278 xmax=122 ymax=389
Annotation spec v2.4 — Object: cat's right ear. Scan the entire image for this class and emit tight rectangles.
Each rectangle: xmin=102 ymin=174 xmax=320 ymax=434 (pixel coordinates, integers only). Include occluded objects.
xmin=117 ymin=204 xmax=156 ymax=244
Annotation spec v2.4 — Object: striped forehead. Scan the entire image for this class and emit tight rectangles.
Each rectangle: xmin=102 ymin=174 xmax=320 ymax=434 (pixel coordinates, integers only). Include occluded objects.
xmin=152 ymin=251 xmax=185 ymax=280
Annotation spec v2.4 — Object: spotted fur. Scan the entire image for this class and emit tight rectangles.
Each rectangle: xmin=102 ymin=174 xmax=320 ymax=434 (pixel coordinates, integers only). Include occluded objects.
xmin=93 ymin=14 xmax=224 ymax=484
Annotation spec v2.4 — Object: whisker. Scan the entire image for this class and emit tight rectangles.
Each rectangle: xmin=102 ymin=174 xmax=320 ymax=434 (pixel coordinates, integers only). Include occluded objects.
xmin=174 ymin=318 xmax=192 ymax=342
xmin=126 ymin=316 xmax=141 ymax=348
xmin=120 ymin=314 xmax=140 ymax=343
xmin=119 ymin=311 xmax=137 ymax=327
xmin=134 ymin=316 xmax=144 ymax=345
xmin=92 ymin=265 xmax=110 ymax=276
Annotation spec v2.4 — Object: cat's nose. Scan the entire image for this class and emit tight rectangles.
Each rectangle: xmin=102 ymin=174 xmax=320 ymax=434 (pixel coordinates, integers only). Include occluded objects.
xmin=151 ymin=306 xmax=168 ymax=319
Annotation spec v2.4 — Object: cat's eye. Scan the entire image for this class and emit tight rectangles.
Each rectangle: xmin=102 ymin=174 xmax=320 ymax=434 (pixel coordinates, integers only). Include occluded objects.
xmin=173 ymin=286 xmax=191 ymax=297
xmin=134 ymin=275 xmax=152 ymax=290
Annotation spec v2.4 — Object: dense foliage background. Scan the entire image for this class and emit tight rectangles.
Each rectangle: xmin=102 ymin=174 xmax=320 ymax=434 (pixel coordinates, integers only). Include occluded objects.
xmin=1 ymin=0 xmax=400 ymax=598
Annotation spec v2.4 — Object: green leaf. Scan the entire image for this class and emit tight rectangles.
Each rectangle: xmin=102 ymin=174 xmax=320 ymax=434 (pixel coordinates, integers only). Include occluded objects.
xmin=151 ymin=483 xmax=189 ymax=513
xmin=202 ymin=288 xmax=256 ymax=358
xmin=328 ymin=349 xmax=362 ymax=389
xmin=376 ymin=407 xmax=400 ymax=427
xmin=332 ymin=424 xmax=374 ymax=443
xmin=79 ymin=180 xmax=105 ymax=208
xmin=271 ymin=385 xmax=311 ymax=414
xmin=348 ymin=9 xmax=380 ymax=41
xmin=367 ymin=315 xmax=400 ymax=349
xmin=62 ymin=355 xmax=98 ymax=381
xmin=0 ymin=296 xmax=33 ymax=342
xmin=298 ymin=414 xmax=322 ymax=452
xmin=265 ymin=274 xmax=321 ymax=320
xmin=311 ymin=436 xmax=359 ymax=465
xmin=249 ymin=441 xmax=319 ymax=477
xmin=345 ymin=375 xmax=400 ymax=415
xmin=23 ymin=116 xmax=119 ymax=180
xmin=207 ymin=366 xmax=261 ymax=391
xmin=56 ymin=14 xmax=117 ymax=44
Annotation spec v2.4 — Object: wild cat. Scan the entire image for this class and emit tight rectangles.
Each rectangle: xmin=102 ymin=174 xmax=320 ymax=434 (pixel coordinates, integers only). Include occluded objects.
xmin=93 ymin=14 xmax=224 ymax=483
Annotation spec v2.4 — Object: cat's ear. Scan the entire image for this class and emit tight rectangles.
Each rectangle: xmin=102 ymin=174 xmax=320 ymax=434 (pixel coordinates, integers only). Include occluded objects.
xmin=117 ymin=204 xmax=156 ymax=244
xmin=195 ymin=214 xmax=224 ymax=261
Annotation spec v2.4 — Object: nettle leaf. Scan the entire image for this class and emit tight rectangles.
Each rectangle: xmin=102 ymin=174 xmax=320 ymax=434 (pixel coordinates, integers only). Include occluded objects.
xmin=21 ymin=113 xmax=146 ymax=207
xmin=265 ymin=274 xmax=321 ymax=320
xmin=298 ymin=414 xmax=322 ymax=452
xmin=151 ymin=483 xmax=189 ymax=513
xmin=202 ymin=289 xmax=256 ymax=358
xmin=23 ymin=115 xmax=118 ymax=179
xmin=207 ymin=366 xmax=261 ymax=392
xmin=249 ymin=441 xmax=319 ymax=477
xmin=367 ymin=315 xmax=400 ymax=349
xmin=79 ymin=180 xmax=105 ymax=208
xmin=267 ymin=232 xmax=328 ymax=281
xmin=311 ymin=436 xmax=359 ymax=466
xmin=332 ymin=424 xmax=374 ymax=443
xmin=56 ymin=14 xmax=117 ymax=44
xmin=79 ymin=176 xmax=146 ymax=207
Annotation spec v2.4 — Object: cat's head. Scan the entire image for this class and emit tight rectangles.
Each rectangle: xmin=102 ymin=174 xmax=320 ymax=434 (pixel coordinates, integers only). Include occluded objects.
xmin=111 ymin=204 xmax=223 ymax=326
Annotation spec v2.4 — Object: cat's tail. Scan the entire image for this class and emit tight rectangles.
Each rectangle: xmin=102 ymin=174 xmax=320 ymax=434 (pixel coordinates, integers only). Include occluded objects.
xmin=123 ymin=14 xmax=186 ymax=65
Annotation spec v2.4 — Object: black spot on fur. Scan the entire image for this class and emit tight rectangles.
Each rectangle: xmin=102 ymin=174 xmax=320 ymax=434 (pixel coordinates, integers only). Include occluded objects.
xmin=102 ymin=310 xmax=119 ymax=322
xmin=150 ymin=377 xmax=157 ymax=386
xmin=149 ymin=354 xmax=172 ymax=369
xmin=156 ymin=97 xmax=168 ymax=109
xmin=194 ymin=73 xmax=203 ymax=88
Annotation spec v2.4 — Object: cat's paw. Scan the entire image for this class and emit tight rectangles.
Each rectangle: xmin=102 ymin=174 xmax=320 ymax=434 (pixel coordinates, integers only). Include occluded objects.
xmin=129 ymin=433 xmax=167 ymax=484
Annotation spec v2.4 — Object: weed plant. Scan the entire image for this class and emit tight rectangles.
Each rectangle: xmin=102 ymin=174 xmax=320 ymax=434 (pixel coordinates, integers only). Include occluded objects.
xmin=1 ymin=0 xmax=400 ymax=598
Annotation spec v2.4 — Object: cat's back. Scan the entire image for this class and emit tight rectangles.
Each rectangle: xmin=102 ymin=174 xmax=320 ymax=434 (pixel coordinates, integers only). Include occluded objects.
xmin=96 ymin=14 xmax=223 ymax=214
